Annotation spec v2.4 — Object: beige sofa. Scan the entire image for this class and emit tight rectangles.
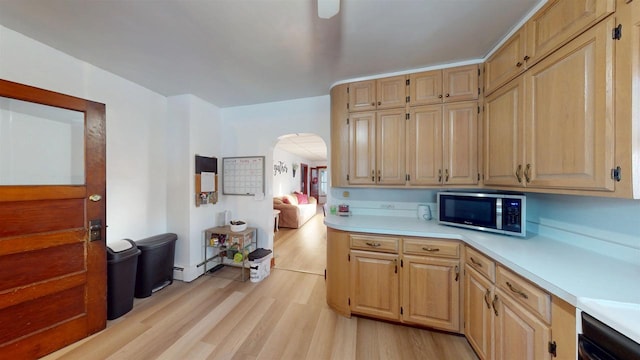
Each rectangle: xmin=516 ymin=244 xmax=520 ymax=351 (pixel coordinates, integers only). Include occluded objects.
xmin=273 ymin=194 xmax=318 ymax=229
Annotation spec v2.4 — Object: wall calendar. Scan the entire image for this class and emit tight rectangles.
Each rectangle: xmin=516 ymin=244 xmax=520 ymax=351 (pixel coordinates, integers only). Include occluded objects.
xmin=222 ymin=156 xmax=265 ymax=196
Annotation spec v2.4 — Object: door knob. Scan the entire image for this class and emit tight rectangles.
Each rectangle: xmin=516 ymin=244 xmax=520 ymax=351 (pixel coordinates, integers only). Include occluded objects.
xmin=89 ymin=194 xmax=102 ymax=202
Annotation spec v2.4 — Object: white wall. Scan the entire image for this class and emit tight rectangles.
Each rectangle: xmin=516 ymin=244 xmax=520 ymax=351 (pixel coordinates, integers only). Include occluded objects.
xmin=0 ymin=24 xmax=169 ymax=242
xmin=272 ymin=147 xmax=313 ymax=196
xmin=221 ymin=96 xmax=330 ymax=251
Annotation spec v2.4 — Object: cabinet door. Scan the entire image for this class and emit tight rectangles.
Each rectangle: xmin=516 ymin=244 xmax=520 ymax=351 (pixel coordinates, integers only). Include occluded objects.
xmin=526 ymin=0 xmax=615 ymax=66
xmin=330 ymin=84 xmax=350 ymax=187
xmin=376 ymin=109 xmax=406 ymax=185
xmin=376 ymin=76 xmax=407 ymax=109
xmin=443 ymin=65 xmax=479 ymax=103
xmin=494 ymin=289 xmax=552 ymax=360
xmin=350 ymin=250 xmax=400 ymax=321
xmin=485 ymin=28 xmax=527 ymax=95
xmin=464 ymin=265 xmax=493 ymax=360
xmin=484 ymin=76 xmax=525 ymax=187
xmin=409 ymin=70 xmax=442 ymax=106
xmin=443 ymin=101 xmax=478 ymax=185
xmin=407 ymin=105 xmax=443 ymax=185
xmin=524 ymin=17 xmax=615 ymax=191
xmin=349 ymin=80 xmax=376 ymax=112
xmin=348 ymin=112 xmax=376 ymax=185
xmin=326 ymin=228 xmax=351 ymax=317
xmin=402 ymin=255 xmax=460 ymax=332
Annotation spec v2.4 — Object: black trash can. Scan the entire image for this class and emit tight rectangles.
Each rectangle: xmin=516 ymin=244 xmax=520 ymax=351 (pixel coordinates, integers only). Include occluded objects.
xmin=107 ymin=239 xmax=140 ymax=320
xmin=134 ymin=233 xmax=178 ymax=298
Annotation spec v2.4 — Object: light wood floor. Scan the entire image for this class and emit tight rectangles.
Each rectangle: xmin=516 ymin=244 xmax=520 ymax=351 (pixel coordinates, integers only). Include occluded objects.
xmin=273 ymin=210 xmax=327 ymax=275
xmin=44 ymin=213 xmax=478 ymax=360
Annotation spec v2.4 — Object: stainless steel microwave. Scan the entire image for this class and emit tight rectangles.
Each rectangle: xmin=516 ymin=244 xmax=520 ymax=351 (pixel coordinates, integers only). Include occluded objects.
xmin=437 ymin=192 xmax=526 ymax=237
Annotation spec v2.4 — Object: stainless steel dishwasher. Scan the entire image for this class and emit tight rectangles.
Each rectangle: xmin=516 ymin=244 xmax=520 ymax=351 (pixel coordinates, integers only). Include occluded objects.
xmin=578 ymin=312 xmax=640 ymax=360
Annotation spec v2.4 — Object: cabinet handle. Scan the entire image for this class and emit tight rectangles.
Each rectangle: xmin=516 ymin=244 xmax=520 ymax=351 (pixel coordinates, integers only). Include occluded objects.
xmin=378 ymin=169 xmax=381 ymax=182
xmin=469 ymin=256 xmax=483 ymax=267
xmin=484 ymin=289 xmax=491 ymax=309
xmin=445 ymin=93 xmax=450 ymax=98
xmin=506 ymin=281 xmax=529 ymax=299
xmin=394 ymin=259 xmax=398 ymax=274
xmin=438 ymin=94 xmax=443 ymax=99
xmin=492 ymin=294 xmax=499 ymax=316
xmin=438 ymin=169 xmax=442 ymax=183
xmin=371 ymin=170 xmax=375 ymax=182
xmin=422 ymin=247 xmax=440 ymax=252
xmin=515 ymin=164 xmax=523 ymax=183
xmin=455 ymin=265 xmax=459 ymax=282
xmin=365 ymin=241 xmax=381 ymax=247
xmin=516 ymin=61 xmax=523 ymax=67
xmin=377 ymin=101 xmax=381 ymax=106
xmin=523 ymin=55 xmax=530 ymax=61
xmin=524 ymin=164 xmax=531 ymax=183
xmin=371 ymin=102 xmax=375 ymax=106
xmin=445 ymin=169 xmax=449 ymax=182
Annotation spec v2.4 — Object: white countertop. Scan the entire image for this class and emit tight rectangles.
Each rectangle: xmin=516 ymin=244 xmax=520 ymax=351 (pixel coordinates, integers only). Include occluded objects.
xmin=324 ymin=214 xmax=640 ymax=343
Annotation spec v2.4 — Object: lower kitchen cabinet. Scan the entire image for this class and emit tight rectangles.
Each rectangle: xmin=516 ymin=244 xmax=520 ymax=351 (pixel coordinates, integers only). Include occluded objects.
xmin=493 ymin=288 xmax=551 ymax=360
xmin=402 ymin=255 xmax=460 ymax=332
xmin=350 ymin=249 xmax=400 ymax=321
xmin=464 ymin=265 xmax=494 ymax=360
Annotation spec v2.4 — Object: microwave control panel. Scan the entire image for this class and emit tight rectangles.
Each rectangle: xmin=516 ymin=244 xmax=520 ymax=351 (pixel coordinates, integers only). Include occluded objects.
xmin=502 ymin=198 xmax=522 ymax=232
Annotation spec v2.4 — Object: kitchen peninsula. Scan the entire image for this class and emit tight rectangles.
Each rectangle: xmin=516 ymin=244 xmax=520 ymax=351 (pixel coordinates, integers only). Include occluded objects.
xmin=324 ymin=214 xmax=640 ymax=360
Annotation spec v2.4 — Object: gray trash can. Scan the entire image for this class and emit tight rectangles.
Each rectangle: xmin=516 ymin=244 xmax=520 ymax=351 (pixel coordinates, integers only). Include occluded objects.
xmin=107 ymin=239 xmax=140 ymax=320
xmin=134 ymin=233 xmax=178 ymax=298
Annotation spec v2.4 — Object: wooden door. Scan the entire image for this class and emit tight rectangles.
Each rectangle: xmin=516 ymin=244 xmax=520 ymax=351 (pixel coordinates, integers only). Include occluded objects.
xmin=524 ymin=17 xmax=615 ymax=191
xmin=348 ymin=111 xmax=376 ymax=185
xmin=326 ymin=228 xmax=350 ymax=317
xmin=526 ymin=0 xmax=615 ymax=66
xmin=376 ymin=76 xmax=406 ymax=110
xmin=493 ymin=289 xmax=552 ymax=360
xmin=443 ymin=64 xmax=479 ymax=103
xmin=464 ymin=265 xmax=494 ymax=360
xmin=350 ymin=250 xmax=399 ymax=321
xmin=0 ymin=80 xmax=106 ymax=358
xmin=484 ymin=76 xmax=525 ymax=187
xmin=402 ymin=255 xmax=460 ymax=332
xmin=409 ymin=70 xmax=443 ymax=106
xmin=443 ymin=101 xmax=478 ymax=185
xmin=348 ymin=80 xmax=376 ymax=112
xmin=330 ymin=84 xmax=350 ymax=187
xmin=485 ymin=27 xmax=527 ymax=95
xmin=407 ymin=105 xmax=443 ymax=186
xmin=376 ymin=109 xmax=406 ymax=185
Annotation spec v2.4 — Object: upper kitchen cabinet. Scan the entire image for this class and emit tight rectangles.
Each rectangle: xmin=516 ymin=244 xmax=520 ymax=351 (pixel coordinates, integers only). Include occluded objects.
xmin=330 ymin=84 xmax=350 ymax=187
xmin=407 ymin=102 xmax=479 ymax=186
xmin=485 ymin=0 xmax=615 ymax=96
xmin=348 ymin=109 xmax=406 ymax=186
xmin=348 ymin=75 xmax=406 ymax=112
xmin=526 ymin=0 xmax=615 ymax=67
xmin=523 ymin=16 xmax=615 ymax=192
xmin=409 ymin=65 xmax=479 ymax=106
xmin=484 ymin=28 xmax=528 ymax=96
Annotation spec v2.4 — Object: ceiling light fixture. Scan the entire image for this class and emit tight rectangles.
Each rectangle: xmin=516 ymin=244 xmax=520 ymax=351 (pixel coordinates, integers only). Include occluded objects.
xmin=318 ymin=0 xmax=340 ymax=19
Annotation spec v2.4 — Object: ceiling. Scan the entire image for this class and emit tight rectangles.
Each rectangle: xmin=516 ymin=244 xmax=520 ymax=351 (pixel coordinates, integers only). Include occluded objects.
xmin=276 ymin=133 xmax=327 ymax=161
xmin=0 ymin=0 xmax=541 ymax=108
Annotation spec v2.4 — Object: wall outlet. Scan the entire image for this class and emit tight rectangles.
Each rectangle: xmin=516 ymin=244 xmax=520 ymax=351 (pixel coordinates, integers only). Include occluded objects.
xmin=343 ymin=191 xmax=350 ymax=198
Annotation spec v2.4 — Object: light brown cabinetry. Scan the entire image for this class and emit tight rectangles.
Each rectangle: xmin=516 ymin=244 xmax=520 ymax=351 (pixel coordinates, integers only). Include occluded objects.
xmin=485 ymin=17 xmax=616 ymax=192
xmin=348 ymin=109 xmax=406 ymax=185
xmin=485 ymin=0 xmax=615 ymax=96
xmin=464 ymin=246 xmax=575 ymax=360
xmin=401 ymin=239 xmax=461 ymax=332
xmin=330 ymin=84 xmax=350 ymax=187
xmin=349 ymin=75 xmax=406 ymax=112
xmin=409 ymin=65 xmax=479 ymax=106
xmin=408 ymin=102 xmax=479 ymax=186
xmin=349 ymin=235 xmax=401 ymax=321
xmin=326 ymin=227 xmax=350 ymax=317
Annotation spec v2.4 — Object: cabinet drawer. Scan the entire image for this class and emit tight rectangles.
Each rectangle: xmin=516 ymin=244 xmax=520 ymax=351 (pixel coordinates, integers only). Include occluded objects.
xmin=465 ymin=247 xmax=495 ymax=282
xmin=350 ymin=234 xmax=399 ymax=253
xmin=496 ymin=265 xmax=551 ymax=324
xmin=403 ymin=238 xmax=460 ymax=258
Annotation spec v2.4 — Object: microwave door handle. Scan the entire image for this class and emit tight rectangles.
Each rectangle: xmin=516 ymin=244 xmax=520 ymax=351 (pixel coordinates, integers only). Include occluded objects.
xmin=496 ymin=198 xmax=503 ymax=230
